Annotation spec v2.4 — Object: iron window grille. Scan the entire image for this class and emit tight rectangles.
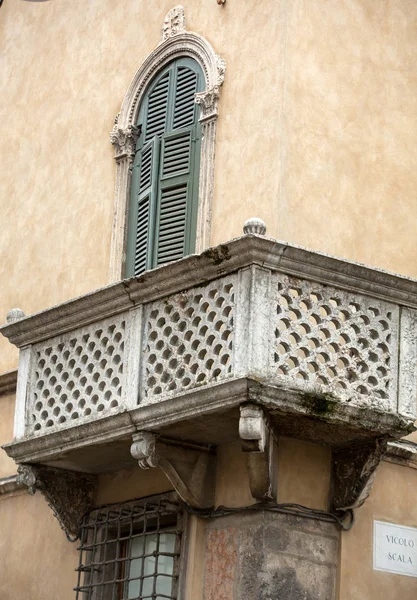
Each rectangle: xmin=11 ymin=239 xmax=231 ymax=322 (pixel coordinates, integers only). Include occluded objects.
xmin=74 ymin=493 xmax=183 ymax=600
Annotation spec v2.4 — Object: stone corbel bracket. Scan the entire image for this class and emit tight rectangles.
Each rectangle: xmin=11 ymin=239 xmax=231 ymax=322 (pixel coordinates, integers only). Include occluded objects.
xmin=17 ymin=464 xmax=97 ymax=540
xmin=239 ymin=403 xmax=278 ymax=501
xmin=131 ymin=432 xmax=215 ymax=509
xmin=331 ymin=438 xmax=387 ymax=511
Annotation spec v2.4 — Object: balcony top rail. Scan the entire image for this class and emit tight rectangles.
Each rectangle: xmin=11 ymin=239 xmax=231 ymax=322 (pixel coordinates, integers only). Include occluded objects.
xmin=2 ymin=230 xmax=417 ymax=445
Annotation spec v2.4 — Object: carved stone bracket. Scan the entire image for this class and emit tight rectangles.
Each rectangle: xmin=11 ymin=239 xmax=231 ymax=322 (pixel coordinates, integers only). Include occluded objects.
xmin=239 ymin=404 xmax=278 ymax=501
xmin=17 ymin=464 xmax=97 ymax=540
xmin=131 ymin=432 xmax=215 ymax=509
xmin=332 ymin=438 xmax=387 ymax=510
xmin=110 ymin=115 xmax=140 ymax=162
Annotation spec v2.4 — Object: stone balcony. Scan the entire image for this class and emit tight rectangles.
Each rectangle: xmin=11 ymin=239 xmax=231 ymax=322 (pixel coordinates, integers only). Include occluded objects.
xmin=2 ymin=226 xmax=417 ymax=528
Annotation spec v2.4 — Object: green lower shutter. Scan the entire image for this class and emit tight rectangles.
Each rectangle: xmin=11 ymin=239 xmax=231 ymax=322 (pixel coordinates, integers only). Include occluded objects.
xmin=154 ymin=127 xmax=200 ymax=267
xmin=126 ymin=137 xmax=160 ymax=277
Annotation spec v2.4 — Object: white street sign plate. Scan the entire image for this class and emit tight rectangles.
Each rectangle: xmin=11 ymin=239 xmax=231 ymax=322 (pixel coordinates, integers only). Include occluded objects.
xmin=374 ymin=520 xmax=417 ymax=578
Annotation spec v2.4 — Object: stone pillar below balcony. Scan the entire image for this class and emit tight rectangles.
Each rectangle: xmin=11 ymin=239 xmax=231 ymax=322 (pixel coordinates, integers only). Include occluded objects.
xmin=202 ymin=511 xmax=339 ymax=600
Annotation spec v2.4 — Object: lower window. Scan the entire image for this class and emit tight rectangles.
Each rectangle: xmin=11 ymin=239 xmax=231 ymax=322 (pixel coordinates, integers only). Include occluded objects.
xmin=74 ymin=493 xmax=183 ymax=600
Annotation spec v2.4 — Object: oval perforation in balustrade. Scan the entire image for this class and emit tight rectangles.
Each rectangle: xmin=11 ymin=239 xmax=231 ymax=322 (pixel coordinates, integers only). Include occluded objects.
xmin=272 ymin=275 xmax=398 ymax=408
xmin=143 ymin=277 xmax=236 ymax=401
xmin=30 ymin=316 xmax=126 ymax=435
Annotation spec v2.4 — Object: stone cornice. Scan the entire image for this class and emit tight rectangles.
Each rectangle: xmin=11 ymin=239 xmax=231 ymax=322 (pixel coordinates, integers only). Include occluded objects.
xmin=2 ymin=235 xmax=417 ymax=349
xmin=0 ymin=369 xmax=17 ymax=397
xmin=0 ymin=474 xmax=24 ymax=495
xmin=384 ymin=440 xmax=417 ymax=469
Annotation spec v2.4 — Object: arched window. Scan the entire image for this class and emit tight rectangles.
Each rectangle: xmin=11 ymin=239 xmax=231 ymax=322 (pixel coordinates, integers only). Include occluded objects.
xmin=109 ymin=7 xmax=225 ymax=282
xmin=125 ymin=58 xmax=204 ymax=277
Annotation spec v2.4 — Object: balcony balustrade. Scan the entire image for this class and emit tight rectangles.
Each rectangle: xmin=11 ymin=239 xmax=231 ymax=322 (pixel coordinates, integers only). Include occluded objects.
xmin=1 ymin=224 xmax=417 ymax=528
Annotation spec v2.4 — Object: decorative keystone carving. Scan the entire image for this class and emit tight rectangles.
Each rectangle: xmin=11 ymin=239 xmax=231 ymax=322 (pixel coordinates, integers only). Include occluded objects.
xmin=162 ymin=5 xmax=185 ymax=41
xmin=110 ymin=115 xmax=140 ymax=161
xmin=239 ymin=404 xmax=277 ymax=501
xmin=243 ymin=218 xmax=267 ymax=236
xmin=17 ymin=464 xmax=96 ymax=540
xmin=332 ymin=439 xmax=387 ymax=510
xmin=131 ymin=433 xmax=215 ymax=509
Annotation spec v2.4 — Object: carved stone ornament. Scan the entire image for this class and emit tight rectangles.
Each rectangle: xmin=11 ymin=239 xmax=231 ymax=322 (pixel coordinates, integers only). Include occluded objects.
xmin=239 ymin=404 xmax=278 ymax=501
xmin=6 ymin=308 xmax=25 ymax=324
xmin=110 ymin=115 xmax=140 ymax=161
xmin=17 ymin=464 xmax=97 ymax=540
xmin=243 ymin=217 xmax=267 ymax=236
xmin=195 ymin=85 xmax=220 ymax=121
xmin=108 ymin=7 xmax=226 ymax=281
xmin=332 ymin=438 xmax=387 ymax=511
xmin=131 ymin=432 xmax=215 ymax=509
xmin=162 ymin=5 xmax=186 ymax=41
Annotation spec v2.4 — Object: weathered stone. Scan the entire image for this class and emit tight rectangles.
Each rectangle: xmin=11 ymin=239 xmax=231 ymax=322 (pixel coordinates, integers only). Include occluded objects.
xmin=203 ymin=511 xmax=339 ymax=600
xmin=1 ymin=235 xmax=416 ymax=481
xmin=332 ymin=439 xmax=387 ymax=510
xmin=204 ymin=527 xmax=238 ymax=600
xmin=16 ymin=464 xmax=96 ymax=539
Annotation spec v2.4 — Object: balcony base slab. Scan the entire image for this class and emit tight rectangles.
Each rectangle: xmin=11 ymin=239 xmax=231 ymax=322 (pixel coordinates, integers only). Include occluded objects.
xmin=3 ymin=378 xmax=414 ymax=475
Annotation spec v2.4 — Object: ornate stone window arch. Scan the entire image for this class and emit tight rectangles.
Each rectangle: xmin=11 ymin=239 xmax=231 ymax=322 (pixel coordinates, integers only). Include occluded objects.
xmin=109 ymin=6 xmax=226 ymax=282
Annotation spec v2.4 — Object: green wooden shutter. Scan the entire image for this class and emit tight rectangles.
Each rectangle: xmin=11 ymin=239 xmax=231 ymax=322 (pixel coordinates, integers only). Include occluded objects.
xmin=154 ymin=62 xmax=202 ymax=267
xmin=125 ymin=137 xmax=160 ymax=276
xmin=144 ymin=70 xmax=170 ymax=142
xmin=155 ymin=127 xmax=200 ymax=266
xmin=125 ymin=58 xmax=203 ymax=277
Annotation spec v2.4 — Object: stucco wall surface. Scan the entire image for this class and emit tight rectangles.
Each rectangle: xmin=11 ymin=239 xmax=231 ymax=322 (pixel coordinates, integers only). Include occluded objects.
xmin=1 ymin=0 xmax=416 ymax=375
xmin=277 ymin=437 xmax=331 ymax=510
xmin=0 ymin=492 xmax=78 ymax=600
xmin=339 ymin=460 xmax=417 ymax=599
xmin=0 ymin=395 xmax=16 ymax=477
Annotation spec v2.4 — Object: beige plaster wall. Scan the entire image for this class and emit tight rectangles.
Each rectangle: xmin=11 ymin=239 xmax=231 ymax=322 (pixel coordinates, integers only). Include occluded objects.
xmin=1 ymin=0 xmax=416 ymax=374
xmin=276 ymin=0 xmax=417 ymax=280
xmin=0 ymin=395 xmax=16 ymax=477
xmin=277 ymin=437 xmax=332 ymax=511
xmin=96 ymin=465 xmax=173 ymax=505
xmin=339 ymin=460 xmax=417 ymax=600
xmin=215 ymin=441 xmax=255 ymax=508
xmin=0 ymin=491 xmax=78 ymax=600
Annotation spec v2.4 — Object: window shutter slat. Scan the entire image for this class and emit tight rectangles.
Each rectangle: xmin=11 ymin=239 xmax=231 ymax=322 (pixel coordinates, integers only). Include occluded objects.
xmin=161 ymin=131 xmax=192 ymax=179
xmin=173 ymin=66 xmax=198 ymax=130
xmin=154 ymin=128 xmax=194 ymax=267
xmin=127 ymin=137 xmax=160 ymax=277
xmin=145 ymin=71 xmax=170 ymax=142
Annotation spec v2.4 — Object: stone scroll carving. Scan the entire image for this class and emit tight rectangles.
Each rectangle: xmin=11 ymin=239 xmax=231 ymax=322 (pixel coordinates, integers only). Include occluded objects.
xmin=17 ymin=464 xmax=96 ymax=540
xmin=108 ymin=7 xmax=226 ymax=282
xmin=131 ymin=432 xmax=215 ymax=509
xmin=239 ymin=404 xmax=278 ymax=501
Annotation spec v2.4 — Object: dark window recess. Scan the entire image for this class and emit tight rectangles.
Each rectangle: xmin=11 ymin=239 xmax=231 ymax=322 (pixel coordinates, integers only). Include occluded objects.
xmin=74 ymin=493 xmax=183 ymax=600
